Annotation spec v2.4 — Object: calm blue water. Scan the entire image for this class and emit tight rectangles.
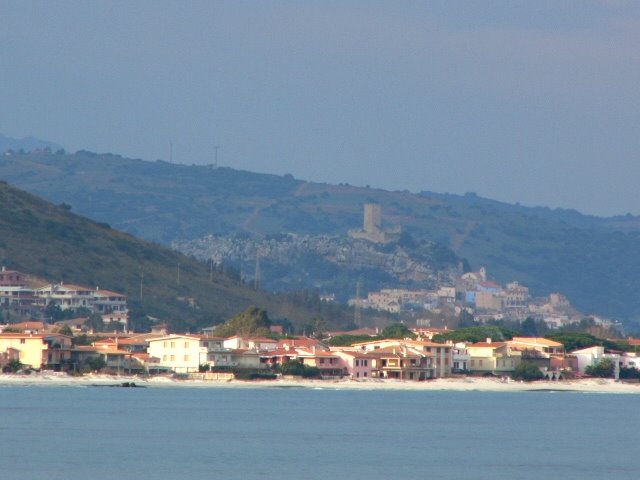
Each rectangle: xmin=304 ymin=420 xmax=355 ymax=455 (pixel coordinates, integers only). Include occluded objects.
xmin=0 ymin=385 xmax=638 ymax=479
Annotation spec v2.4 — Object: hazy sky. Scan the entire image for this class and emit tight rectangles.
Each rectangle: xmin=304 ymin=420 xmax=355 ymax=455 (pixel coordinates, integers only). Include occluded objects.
xmin=1 ymin=1 xmax=639 ymax=216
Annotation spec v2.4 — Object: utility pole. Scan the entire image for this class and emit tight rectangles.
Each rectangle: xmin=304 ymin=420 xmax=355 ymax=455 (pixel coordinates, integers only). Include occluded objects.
xmin=354 ymin=277 xmax=362 ymax=327
xmin=213 ymin=145 xmax=221 ymax=168
xmin=254 ymin=251 xmax=261 ymax=290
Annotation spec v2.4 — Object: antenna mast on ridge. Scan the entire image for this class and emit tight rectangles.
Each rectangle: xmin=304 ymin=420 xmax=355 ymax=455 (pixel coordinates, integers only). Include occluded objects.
xmin=213 ymin=145 xmax=221 ymax=168
xmin=355 ymin=277 xmax=362 ymax=326
xmin=254 ymin=251 xmax=261 ymax=290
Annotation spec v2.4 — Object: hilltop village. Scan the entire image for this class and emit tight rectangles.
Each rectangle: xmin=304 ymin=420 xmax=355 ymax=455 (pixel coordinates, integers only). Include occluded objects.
xmin=176 ymin=204 xmax=622 ymax=333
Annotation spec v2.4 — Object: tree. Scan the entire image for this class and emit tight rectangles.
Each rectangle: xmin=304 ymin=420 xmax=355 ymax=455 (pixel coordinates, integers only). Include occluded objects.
xmin=55 ymin=324 xmax=74 ymax=337
xmin=512 ymin=362 xmax=544 ymax=381
xmin=85 ymin=313 xmax=105 ymax=333
xmin=4 ymin=358 xmax=23 ymax=373
xmin=311 ymin=318 xmax=327 ymax=340
xmin=86 ymin=356 xmax=107 ymax=372
xmin=458 ymin=310 xmax=477 ymax=328
xmin=433 ymin=325 xmax=515 ymax=344
xmin=619 ymin=366 xmax=640 ymax=380
xmin=520 ymin=317 xmax=538 ymax=336
xmin=380 ymin=323 xmax=416 ymax=339
xmin=585 ymin=358 xmax=615 ymax=378
xmin=213 ymin=307 xmax=271 ymax=337
xmin=545 ymin=332 xmax=602 ymax=352
xmin=278 ymin=359 xmax=320 ymax=378
xmin=45 ymin=302 xmax=64 ymax=321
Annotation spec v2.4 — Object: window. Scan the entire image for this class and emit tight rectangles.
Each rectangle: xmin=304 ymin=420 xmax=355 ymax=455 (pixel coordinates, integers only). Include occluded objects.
xmin=163 ymin=355 xmax=167 ymax=361
xmin=364 ymin=360 xmax=368 ymax=366
xmin=184 ymin=355 xmax=189 ymax=362
xmin=170 ymin=342 xmax=175 ymax=348
xmin=470 ymin=360 xmax=475 ymax=367
xmin=203 ymin=342 xmax=209 ymax=348
xmin=170 ymin=355 xmax=175 ymax=361
xmin=184 ymin=342 xmax=189 ymax=348
xmin=355 ymin=359 xmax=359 ymax=367
xmin=20 ymin=339 xmax=25 ymax=344
xmin=364 ymin=372 xmax=367 ymax=377
xmin=163 ymin=341 xmax=167 ymax=348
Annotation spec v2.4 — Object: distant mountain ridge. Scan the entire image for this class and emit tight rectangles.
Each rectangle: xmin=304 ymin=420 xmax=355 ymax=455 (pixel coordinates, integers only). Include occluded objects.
xmin=0 ymin=180 xmax=355 ymax=332
xmin=0 ymin=133 xmax=62 ymax=154
xmin=1 ymin=149 xmax=640 ymax=324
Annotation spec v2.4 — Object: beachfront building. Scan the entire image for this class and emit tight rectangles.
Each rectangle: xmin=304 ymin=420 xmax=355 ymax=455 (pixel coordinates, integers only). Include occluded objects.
xmin=296 ymin=349 xmax=344 ymax=378
xmin=508 ymin=337 xmax=564 ymax=355
xmin=352 ymin=339 xmax=452 ymax=378
xmin=466 ymin=340 xmax=521 ymax=375
xmin=367 ymin=346 xmax=436 ymax=380
xmin=0 ymin=332 xmax=72 ymax=370
xmin=333 ymin=350 xmax=374 ymax=379
xmin=148 ymin=334 xmax=232 ymax=373
xmin=571 ymin=346 xmax=621 ymax=378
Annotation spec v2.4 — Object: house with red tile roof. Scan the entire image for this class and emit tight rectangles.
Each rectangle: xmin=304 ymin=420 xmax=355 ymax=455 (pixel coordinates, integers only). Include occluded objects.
xmin=365 ymin=346 xmax=436 ymax=380
xmin=351 ymin=339 xmax=452 ymax=377
xmin=332 ymin=350 xmax=374 ymax=379
xmin=0 ymin=332 xmax=72 ymax=370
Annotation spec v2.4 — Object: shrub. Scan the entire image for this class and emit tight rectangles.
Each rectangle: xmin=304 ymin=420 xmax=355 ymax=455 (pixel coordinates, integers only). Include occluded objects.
xmin=511 ymin=362 xmax=544 ymax=382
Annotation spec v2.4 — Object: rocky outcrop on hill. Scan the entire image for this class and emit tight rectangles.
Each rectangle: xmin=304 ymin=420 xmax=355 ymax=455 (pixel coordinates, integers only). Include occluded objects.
xmin=173 ymin=233 xmax=458 ymax=301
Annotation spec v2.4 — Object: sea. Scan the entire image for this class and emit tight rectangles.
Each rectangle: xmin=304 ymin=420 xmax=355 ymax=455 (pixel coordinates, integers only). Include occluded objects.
xmin=0 ymin=385 xmax=638 ymax=480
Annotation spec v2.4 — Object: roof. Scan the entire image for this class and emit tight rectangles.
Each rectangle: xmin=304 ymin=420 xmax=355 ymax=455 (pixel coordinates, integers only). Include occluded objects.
xmin=351 ymin=339 xmax=450 ymax=349
xmin=0 ymin=333 xmax=46 ymax=339
xmin=148 ymin=334 xmax=208 ymax=342
xmin=381 ymin=346 xmax=430 ymax=356
xmin=225 ymin=335 xmax=276 ymax=342
xmin=277 ymin=337 xmax=324 ymax=349
xmin=468 ymin=342 xmax=507 ymax=348
xmin=296 ymin=349 xmax=339 ymax=358
xmin=36 ymin=283 xmax=93 ymax=292
xmin=93 ymin=289 xmax=127 ymax=297
xmin=7 ymin=321 xmax=46 ymax=330
xmin=510 ymin=337 xmax=563 ymax=347
xmin=260 ymin=348 xmax=298 ymax=357
xmin=231 ymin=348 xmax=260 ymax=355
xmin=327 ymin=327 xmax=379 ymax=337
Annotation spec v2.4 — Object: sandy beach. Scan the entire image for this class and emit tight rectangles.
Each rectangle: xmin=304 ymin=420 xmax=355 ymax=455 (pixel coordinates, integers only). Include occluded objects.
xmin=1 ymin=372 xmax=639 ymax=393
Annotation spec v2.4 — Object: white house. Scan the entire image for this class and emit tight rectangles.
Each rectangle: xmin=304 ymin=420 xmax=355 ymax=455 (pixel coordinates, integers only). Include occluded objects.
xmin=147 ymin=335 xmax=231 ymax=373
xmin=571 ymin=346 xmax=620 ymax=379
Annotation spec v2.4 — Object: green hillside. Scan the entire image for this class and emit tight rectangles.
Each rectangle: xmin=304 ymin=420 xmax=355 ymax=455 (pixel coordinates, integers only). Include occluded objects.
xmin=0 ymin=180 xmax=356 ymax=332
xmin=2 ymin=150 xmax=640 ymax=323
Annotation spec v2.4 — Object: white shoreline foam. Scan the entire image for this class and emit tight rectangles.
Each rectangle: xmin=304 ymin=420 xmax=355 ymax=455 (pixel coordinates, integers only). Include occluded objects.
xmin=1 ymin=373 xmax=639 ymax=394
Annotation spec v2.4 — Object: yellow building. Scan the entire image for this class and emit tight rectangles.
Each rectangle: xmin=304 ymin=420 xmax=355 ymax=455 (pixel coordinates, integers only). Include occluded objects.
xmin=0 ymin=333 xmax=72 ymax=369
xmin=466 ymin=340 xmax=521 ymax=374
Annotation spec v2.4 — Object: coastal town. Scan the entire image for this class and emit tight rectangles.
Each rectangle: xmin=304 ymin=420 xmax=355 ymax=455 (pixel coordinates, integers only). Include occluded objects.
xmin=1 ymin=266 xmax=639 ymax=383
